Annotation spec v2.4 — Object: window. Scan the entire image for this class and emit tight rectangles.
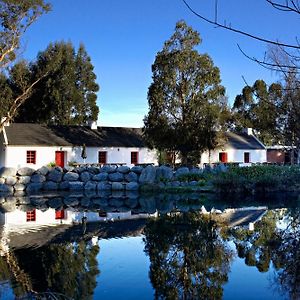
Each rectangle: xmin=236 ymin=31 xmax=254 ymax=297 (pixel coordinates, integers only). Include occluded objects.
xmin=131 ymin=151 xmax=139 ymax=165
xmin=26 ymin=151 xmax=36 ymax=164
xmin=26 ymin=209 xmax=36 ymax=222
xmin=98 ymin=151 xmax=107 ymax=164
xmin=55 ymin=210 xmax=65 ymax=220
xmin=244 ymin=152 xmax=250 ymax=163
xmin=219 ymin=152 xmax=228 ymax=163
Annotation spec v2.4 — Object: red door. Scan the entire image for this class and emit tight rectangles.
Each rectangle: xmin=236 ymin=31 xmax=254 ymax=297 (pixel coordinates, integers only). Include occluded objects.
xmin=219 ymin=152 xmax=228 ymax=163
xmin=55 ymin=151 xmax=65 ymax=167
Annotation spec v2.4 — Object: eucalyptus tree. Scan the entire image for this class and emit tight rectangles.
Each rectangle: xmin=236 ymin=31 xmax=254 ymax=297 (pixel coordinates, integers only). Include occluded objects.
xmin=144 ymin=21 xmax=228 ymax=164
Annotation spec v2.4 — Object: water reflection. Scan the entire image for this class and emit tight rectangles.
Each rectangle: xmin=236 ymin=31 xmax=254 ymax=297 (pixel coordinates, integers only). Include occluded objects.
xmin=0 ymin=192 xmax=299 ymax=299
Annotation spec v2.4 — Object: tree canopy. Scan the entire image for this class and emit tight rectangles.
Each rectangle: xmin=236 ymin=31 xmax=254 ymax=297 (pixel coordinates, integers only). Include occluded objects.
xmin=13 ymin=41 xmax=100 ymax=125
xmin=143 ymin=21 xmax=228 ymax=164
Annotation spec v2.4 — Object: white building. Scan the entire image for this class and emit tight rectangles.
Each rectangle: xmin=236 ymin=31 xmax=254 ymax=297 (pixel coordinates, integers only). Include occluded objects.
xmin=201 ymin=129 xmax=266 ymax=165
xmin=0 ymin=123 xmax=158 ymax=169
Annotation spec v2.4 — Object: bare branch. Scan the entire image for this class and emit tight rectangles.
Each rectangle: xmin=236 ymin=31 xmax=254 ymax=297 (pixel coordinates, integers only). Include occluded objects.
xmin=266 ymin=0 xmax=300 ymax=13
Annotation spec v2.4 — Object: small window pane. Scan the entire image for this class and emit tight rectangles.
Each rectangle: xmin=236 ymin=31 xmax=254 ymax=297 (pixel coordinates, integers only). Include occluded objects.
xmin=131 ymin=152 xmax=138 ymax=165
xmin=26 ymin=151 xmax=36 ymax=164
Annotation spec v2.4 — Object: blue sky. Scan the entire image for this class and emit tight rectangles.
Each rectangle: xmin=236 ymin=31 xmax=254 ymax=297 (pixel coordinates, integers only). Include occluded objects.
xmin=21 ymin=0 xmax=299 ymax=127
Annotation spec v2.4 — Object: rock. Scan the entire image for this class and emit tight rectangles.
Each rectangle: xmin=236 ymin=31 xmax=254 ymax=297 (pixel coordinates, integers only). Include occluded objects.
xmin=17 ymin=167 xmax=35 ymax=176
xmin=18 ymin=176 xmax=31 ymax=184
xmin=131 ymin=165 xmax=143 ymax=174
xmin=64 ymin=166 xmax=74 ymax=172
xmin=54 ymin=166 xmax=63 ymax=173
xmin=175 ymin=167 xmax=190 ymax=178
xmin=16 ymin=196 xmax=30 ymax=204
xmin=80 ymin=171 xmax=91 ymax=183
xmin=63 ymin=172 xmax=79 ymax=181
xmin=37 ymin=166 xmax=50 ymax=176
xmin=158 ymin=182 xmax=165 ymax=189
xmin=88 ymin=167 xmax=100 ymax=174
xmin=81 ymin=197 xmax=90 ymax=207
xmin=5 ymin=176 xmax=17 ymax=185
xmin=190 ymin=167 xmax=202 ymax=174
xmin=125 ymin=197 xmax=138 ymax=208
xmin=59 ymin=181 xmax=69 ymax=190
xmin=126 ymin=182 xmax=139 ymax=191
xmin=180 ymin=181 xmax=189 ymax=187
xmin=109 ymin=197 xmax=124 ymax=207
xmin=108 ymin=172 xmax=124 ymax=182
xmin=64 ymin=197 xmax=79 ymax=206
xmin=84 ymin=181 xmax=97 ymax=190
xmin=48 ymin=198 xmax=63 ymax=209
xmin=43 ymin=181 xmax=58 ymax=191
xmin=47 ymin=169 xmax=63 ymax=183
xmin=117 ymin=166 xmax=130 ymax=174
xmin=111 ymin=182 xmax=124 ymax=190
xmin=125 ymin=172 xmax=138 ymax=182
xmin=92 ymin=172 xmax=108 ymax=181
xmin=0 ymin=167 xmax=17 ymax=178
xmin=156 ymin=166 xmax=173 ymax=181
xmin=101 ymin=165 xmax=116 ymax=173
xmin=171 ymin=181 xmax=181 ymax=187
xmin=26 ymin=183 xmax=43 ymax=193
xmin=97 ymin=182 xmax=111 ymax=191
xmin=0 ymin=184 xmax=12 ymax=193
xmin=76 ymin=166 xmax=87 ymax=173
xmin=0 ymin=178 xmax=4 ymax=184
xmin=189 ymin=181 xmax=199 ymax=186
xmin=14 ymin=183 xmax=26 ymax=191
xmin=31 ymin=174 xmax=46 ymax=183
xmin=139 ymin=165 xmax=156 ymax=184
xmin=69 ymin=181 xmax=84 ymax=190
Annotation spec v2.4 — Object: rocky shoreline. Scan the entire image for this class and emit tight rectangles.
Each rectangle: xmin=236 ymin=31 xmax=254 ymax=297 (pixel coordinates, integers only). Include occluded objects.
xmin=0 ymin=165 xmax=210 ymax=195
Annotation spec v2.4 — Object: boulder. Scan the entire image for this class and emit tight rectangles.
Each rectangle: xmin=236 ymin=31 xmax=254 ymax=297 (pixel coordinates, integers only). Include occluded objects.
xmin=64 ymin=166 xmax=74 ymax=173
xmin=131 ymin=165 xmax=143 ymax=174
xmin=14 ymin=183 xmax=26 ymax=191
xmin=125 ymin=182 xmax=139 ymax=191
xmin=93 ymin=197 xmax=109 ymax=207
xmin=189 ymin=181 xmax=199 ymax=186
xmin=18 ymin=176 xmax=31 ymax=184
xmin=139 ymin=165 xmax=156 ymax=184
xmin=5 ymin=176 xmax=17 ymax=186
xmin=43 ymin=181 xmax=58 ymax=191
xmin=175 ymin=167 xmax=190 ymax=178
xmin=63 ymin=172 xmax=79 ymax=181
xmin=64 ymin=197 xmax=79 ymax=206
xmin=108 ymin=172 xmax=124 ymax=182
xmin=0 ymin=167 xmax=17 ymax=178
xmin=0 ymin=184 xmax=12 ymax=193
xmin=31 ymin=174 xmax=46 ymax=183
xmin=59 ymin=181 xmax=69 ymax=190
xmin=37 ymin=166 xmax=50 ymax=176
xmin=69 ymin=181 xmax=84 ymax=190
xmin=156 ymin=166 xmax=173 ymax=181
xmin=81 ymin=197 xmax=90 ymax=207
xmin=117 ymin=166 xmax=130 ymax=174
xmin=111 ymin=182 xmax=124 ymax=190
xmin=87 ymin=166 xmax=99 ymax=174
xmin=48 ymin=198 xmax=63 ymax=209
xmin=47 ymin=169 xmax=63 ymax=183
xmin=92 ymin=172 xmax=108 ymax=181
xmin=80 ymin=171 xmax=91 ymax=183
xmin=0 ymin=178 xmax=4 ymax=184
xmin=17 ymin=167 xmax=35 ymax=176
xmin=26 ymin=183 xmax=43 ymax=193
xmin=125 ymin=197 xmax=138 ymax=208
xmin=84 ymin=181 xmax=97 ymax=190
xmin=171 ymin=181 xmax=181 ymax=187
xmin=100 ymin=165 xmax=116 ymax=173
xmin=125 ymin=172 xmax=138 ymax=182
xmin=97 ymin=182 xmax=111 ymax=191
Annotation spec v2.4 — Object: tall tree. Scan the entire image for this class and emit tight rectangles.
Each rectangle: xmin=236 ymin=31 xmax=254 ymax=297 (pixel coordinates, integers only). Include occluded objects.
xmin=233 ymin=79 xmax=282 ymax=145
xmin=144 ymin=21 xmax=228 ymax=164
xmin=0 ymin=0 xmax=50 ymax=131
xmin=15 ymin=42 xmax=100 ymax=125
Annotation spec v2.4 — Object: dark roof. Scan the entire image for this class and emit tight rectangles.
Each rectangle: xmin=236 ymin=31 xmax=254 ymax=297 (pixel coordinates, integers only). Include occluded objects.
xmin=3 ymin=123 xmax=145 ymax=147
xmin=225 ymin=131 xmax=265 ymax=150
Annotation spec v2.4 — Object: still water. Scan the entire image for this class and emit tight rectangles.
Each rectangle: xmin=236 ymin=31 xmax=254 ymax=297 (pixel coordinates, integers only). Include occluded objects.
xmin=0 ymin=192 xmax=299 ymax=299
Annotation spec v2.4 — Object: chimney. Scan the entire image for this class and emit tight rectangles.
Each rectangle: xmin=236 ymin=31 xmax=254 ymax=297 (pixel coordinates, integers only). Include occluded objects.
xmin=244 ymin=128 xmax=253 ymax=135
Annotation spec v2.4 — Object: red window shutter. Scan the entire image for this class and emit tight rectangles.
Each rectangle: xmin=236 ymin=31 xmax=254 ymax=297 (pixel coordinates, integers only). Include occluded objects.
xmin=98 ymin=151 xmax=107 ymax=164
xmin=55 ymin=210 xmax=65 ymax=220
xmin=26 ymin=209 xmax=36 ymax=222
xmin=26 ymin=151 xmax=36 ymax=164
xmin=131 ymin=152 xmax=138 ymax=165
xmin=55 ymin=151 xmax=65 ymax=168
xmin=219 ymin=152 xmax=228 ymax=163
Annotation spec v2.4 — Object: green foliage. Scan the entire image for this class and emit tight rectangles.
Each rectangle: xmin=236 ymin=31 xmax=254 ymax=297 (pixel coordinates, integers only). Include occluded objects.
xmin=176 ymin=172 xmax=204 ymax=182
xmin=15 ymin=41 xmax=99 ymax=125
xmin=213 ymin=165 xmax=300 ymax=193
xmin=143 ymin=20 xmax=229 ymax=164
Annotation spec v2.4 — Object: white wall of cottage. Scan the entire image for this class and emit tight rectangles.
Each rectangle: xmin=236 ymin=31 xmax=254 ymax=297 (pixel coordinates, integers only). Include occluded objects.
xmin=201 ymin=149 xmax=267 ymax=164
xmin=1 ymin=145 xmax=158 ymax=169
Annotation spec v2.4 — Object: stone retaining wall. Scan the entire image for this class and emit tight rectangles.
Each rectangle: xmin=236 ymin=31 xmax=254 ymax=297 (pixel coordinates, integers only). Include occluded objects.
xmin=0 ymin=165 xmax=207 ymax=195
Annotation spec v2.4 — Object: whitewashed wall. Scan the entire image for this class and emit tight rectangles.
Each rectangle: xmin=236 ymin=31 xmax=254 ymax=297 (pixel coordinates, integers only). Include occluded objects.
xmin=1 ymin=145 xmax=158 ymax=169
xmin=201 ymin=149 xmax=267 ymax=164
xmin=0 ymin=144 xmax=5 ymax=167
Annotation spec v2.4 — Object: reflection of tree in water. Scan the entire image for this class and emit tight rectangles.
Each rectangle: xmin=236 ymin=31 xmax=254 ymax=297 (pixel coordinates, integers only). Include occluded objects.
xmin=230 ymin=208 xmax=300 ymax=300
xmin=0 ymin=240 xmax=100 ymax=299
xmin=144 ymin=212 xmax=233 ymax=300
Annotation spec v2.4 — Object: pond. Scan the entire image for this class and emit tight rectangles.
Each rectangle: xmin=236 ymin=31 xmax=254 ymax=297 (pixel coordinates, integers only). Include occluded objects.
xmin=0 ymin=192 xmax=299 ymax=299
